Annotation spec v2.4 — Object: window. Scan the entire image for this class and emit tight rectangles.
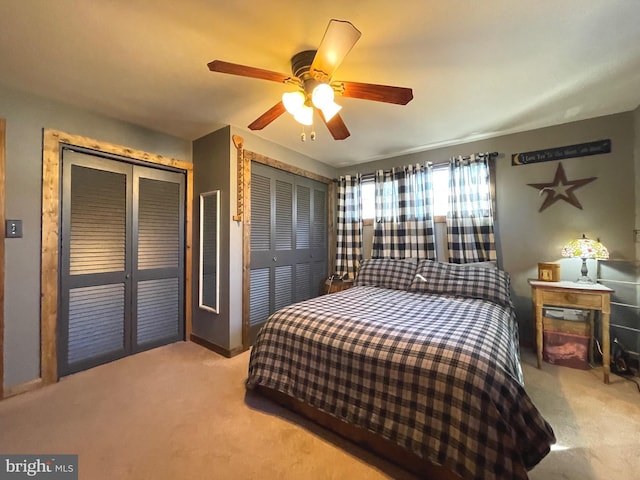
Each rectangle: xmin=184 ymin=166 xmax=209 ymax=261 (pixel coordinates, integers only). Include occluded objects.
xmin=361 ymin=165 xmax=450 ymax=220
xmin=361 ymin=181 xmax=375 ymax=220
xmin=431 ymin=166 xmax=449 ymax=217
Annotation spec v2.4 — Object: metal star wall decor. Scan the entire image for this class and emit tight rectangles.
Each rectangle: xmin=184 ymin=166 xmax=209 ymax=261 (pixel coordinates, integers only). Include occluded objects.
xmin=527 ymin=162 xmax=597 ymax=212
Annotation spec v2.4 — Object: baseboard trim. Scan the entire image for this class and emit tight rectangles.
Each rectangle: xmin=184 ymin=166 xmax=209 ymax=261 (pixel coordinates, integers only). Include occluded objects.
xmin=3 ymin=377 xmax=43 ymax=399
xmin=190 ymin=334 xmax=245 ymax=358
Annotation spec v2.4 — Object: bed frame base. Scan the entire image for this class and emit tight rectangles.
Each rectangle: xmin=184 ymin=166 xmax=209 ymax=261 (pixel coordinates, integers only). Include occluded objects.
xmin=255 ymin=386 xmax=462 ymax=480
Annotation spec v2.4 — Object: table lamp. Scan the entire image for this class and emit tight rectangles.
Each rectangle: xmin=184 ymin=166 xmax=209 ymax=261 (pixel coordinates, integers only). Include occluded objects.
xmin=561 ymin=234 xmax=609 ymax=283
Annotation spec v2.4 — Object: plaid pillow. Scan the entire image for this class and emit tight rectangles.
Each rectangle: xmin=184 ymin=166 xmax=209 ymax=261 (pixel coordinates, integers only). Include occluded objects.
xmin=354 ymin=258 xmax=418 ymax=291
xmin=408 ymin=259 xmax=512 ymax=308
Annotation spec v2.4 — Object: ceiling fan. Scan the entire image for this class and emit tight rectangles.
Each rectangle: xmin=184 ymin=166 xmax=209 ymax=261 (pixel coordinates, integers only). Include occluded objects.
xmin=207 ymin=19 xmax=413 ymax=141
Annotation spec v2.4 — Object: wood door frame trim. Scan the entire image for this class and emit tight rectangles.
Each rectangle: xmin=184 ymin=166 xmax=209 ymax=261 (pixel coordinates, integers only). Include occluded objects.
xmin=232 ymin=136 xmax=334 ymax=351
xmin=0 ymin=119 xmax=5 ymax=398
xmin=41 ymin=129 xmax=193 ymax=385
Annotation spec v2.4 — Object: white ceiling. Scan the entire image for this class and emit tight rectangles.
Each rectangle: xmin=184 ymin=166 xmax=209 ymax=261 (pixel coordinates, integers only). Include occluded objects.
xmin=1 ymin=0 xmax=639 ymax=167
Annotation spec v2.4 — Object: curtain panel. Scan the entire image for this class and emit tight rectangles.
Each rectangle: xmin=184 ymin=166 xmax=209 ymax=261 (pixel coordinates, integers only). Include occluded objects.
xmin=335 ymin=175 xmax=363 ymax=278
xmin=446 ymin=154 xmax=497 ymax=263
xmin=372 ymin=164 xmax=436 ymax=260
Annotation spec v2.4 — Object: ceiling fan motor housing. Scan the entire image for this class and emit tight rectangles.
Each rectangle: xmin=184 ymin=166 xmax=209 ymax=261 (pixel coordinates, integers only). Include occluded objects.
xmin=291 ymin=50 xmax=317 ymax=79
xmin=291 ymin=50 xmax=324 ymax=104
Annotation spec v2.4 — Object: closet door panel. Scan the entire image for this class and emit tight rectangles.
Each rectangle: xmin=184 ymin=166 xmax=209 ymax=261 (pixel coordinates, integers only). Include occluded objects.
xmin=274 ymin=265 xmax=293 ymax=310
xmin=137 ymin=278 xmax=180 ymax=344
xmin=67 ymin=284 xmax=125 ymax=365
xmin=249 ymin=162 xmax=328 ymax=345
xmin=275 ymin=179 xmax=293 ymax=251
xmin=249 ymin=267 xmax=270 ymax=344
xmin=251 ymin=173 xmax=271 ymax=252
xmin=295 ymin=262 xmax=311 ymax=302
xmin=133 ymin=168 xmax=184 ymax=350
xmin=60 ymin=152 xmax=132 ymax=375
xmin=296 ymin=184 xmax=311 ymax=249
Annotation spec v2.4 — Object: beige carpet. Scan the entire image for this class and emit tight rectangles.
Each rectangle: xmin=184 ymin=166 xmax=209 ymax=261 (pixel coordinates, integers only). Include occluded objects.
xmin=0 ymin=342 xmax=638 ymax=480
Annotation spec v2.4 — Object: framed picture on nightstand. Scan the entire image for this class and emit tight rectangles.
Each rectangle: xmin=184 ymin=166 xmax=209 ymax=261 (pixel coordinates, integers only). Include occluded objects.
xmin=538 ymin=262 xmax=560 ymax=282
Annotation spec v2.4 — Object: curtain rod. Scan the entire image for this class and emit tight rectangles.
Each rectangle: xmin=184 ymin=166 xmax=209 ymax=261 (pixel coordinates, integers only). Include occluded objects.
xmin=333 ymin=152 xmax=499 ymax=182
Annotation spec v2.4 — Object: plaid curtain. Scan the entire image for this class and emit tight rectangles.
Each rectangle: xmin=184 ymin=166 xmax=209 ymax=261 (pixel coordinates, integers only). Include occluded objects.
xmin=446 ymin=154 xmax=496 ymax=263
xmin=372 ymin=164 xmax=436 ymax=260
xmin=335 ymin=175 xmax=363 ymax=278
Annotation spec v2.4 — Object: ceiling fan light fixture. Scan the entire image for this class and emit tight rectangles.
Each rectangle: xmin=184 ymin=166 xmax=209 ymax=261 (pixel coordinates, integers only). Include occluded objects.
xmin=311 ymin=82 xmax=335 ymax=109
xmin=208 ymin=19 xmax=412 ymax=140
xmin=294 ymin=105 xmax=314 ymax=125
xmin=312 ymin=83 xmax=341 ymax=121
xmin=282 ymin=90 xmax=305 ymax=115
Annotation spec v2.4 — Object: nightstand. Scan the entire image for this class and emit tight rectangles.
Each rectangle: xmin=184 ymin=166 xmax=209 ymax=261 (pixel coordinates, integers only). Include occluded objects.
xmin=529 ymin=279 xmax=614 ymax=383
xmin=324 ymin=278 xmax=354 ymax=294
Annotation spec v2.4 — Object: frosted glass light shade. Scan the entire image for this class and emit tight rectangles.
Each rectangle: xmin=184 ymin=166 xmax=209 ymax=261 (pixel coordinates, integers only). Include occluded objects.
xmin=293 ymin=105 xmax=314 ymax=125
xmin=311 ymin=84 xmax=342 ymax=121
xmin=311 ymin=83 xmax=335 ymax=109
xmin=282 ymin=91 xmax=305 ymax=114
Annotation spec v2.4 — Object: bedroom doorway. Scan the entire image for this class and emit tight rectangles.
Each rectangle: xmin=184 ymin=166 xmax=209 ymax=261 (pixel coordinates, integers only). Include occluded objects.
xmin=57 ymin=148 xmax=186 ymax=376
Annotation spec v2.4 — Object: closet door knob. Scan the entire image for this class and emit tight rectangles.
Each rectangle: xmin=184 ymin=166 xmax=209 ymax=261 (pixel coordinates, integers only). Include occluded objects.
xmin=272 ymin=256 xmax=277 ymax=262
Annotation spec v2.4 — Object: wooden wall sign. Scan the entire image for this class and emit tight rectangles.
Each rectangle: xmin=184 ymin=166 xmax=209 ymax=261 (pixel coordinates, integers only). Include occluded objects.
xmin=512 ymin=139 xmax=611 ymax=166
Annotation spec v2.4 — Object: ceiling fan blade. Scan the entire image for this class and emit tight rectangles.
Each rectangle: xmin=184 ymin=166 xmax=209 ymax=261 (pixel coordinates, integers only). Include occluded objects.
xmin=337 ymin=81 xmax=413 ymax=105
xmin=318 ymin=110 xmax=350 ymax=140
xmin=310 ymin=19 xmax=361 ymax=80
xmin=248 ymin=101 xmax=286 ymax=130
xmin=208 ymin=60 xmax=290 ymax=83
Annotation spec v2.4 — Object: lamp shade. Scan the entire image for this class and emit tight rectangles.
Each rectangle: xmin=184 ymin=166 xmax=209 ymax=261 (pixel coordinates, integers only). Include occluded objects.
xmin=282 ymin=91 xmax=305 ymax=115
xmin=561 ymin=234 xmax=608 ymax=283
xmin=293 ymin=105 xmax=314 ymax=126
xmin=311 ymin=83 xmax=335 ymax=109
xmin=561 ymin=234 xmax=609 ymax=260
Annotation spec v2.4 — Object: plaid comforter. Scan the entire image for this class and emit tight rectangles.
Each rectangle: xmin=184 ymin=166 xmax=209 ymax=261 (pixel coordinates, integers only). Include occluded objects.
xmin=247 ymin=286 xmax=555 ymax=480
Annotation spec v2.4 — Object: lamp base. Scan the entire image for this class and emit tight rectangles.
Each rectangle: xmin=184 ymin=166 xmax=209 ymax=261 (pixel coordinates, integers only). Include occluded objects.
xmin=575 ymin=275 xmax=595 ymax=284
xmin=575 ymin=258 xmax=595 ymax=284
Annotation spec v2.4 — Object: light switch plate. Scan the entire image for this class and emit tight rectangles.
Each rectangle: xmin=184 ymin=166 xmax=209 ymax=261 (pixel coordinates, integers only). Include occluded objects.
xmin=5 ymin=219 xmax=23 ymax=238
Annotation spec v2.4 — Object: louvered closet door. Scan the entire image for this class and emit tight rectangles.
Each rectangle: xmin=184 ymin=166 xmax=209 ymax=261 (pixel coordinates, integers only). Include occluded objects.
xmin=249 ymin=162 xmax=327 ymax=344
xmin=294 ymin=178 xmax=328 ymax=303
xmin=59 ymin=150 xmax=184 ymax=376
xmin=133 ymin=166 xmax=185 ymax=351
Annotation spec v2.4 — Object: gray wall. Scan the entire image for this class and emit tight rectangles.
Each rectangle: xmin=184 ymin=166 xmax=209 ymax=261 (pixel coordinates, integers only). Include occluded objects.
xmin=3 ymin=79 xmax=636 ymax=385
xmin=192 ymin=127 xmax=232 ymax=349
xmin=635 ymin=105 xmax=640 ymax=260
xmin=191 ymin=126 xmax=337 ymax=353
xmin=1 ymin=85 xmax=191 ymax=389
xmin=338 ymin=112 xmax=637 ymax=345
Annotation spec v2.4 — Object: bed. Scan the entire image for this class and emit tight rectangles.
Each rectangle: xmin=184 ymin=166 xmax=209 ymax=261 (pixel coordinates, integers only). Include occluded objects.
xmin=246 ymin=259 xmax=556 ymax=479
